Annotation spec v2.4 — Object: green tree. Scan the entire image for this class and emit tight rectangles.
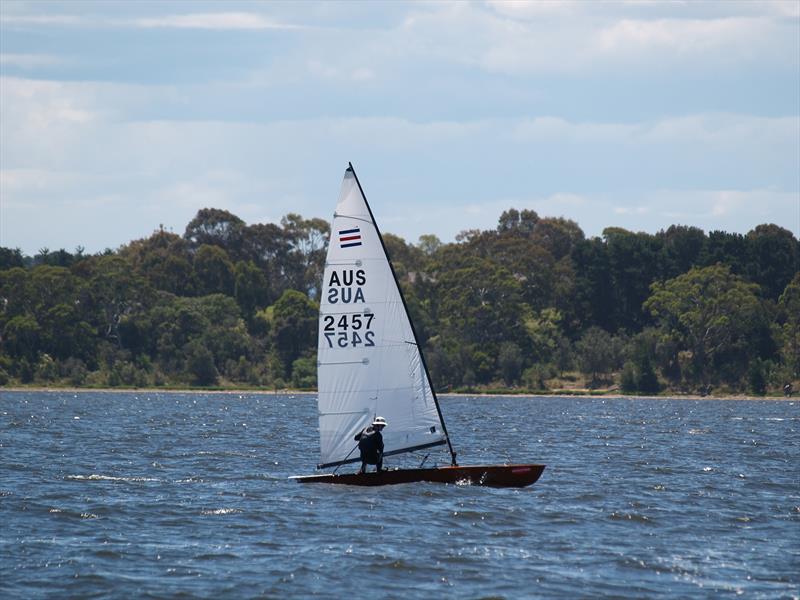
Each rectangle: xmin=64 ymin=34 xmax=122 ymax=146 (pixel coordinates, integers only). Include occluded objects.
xmin=185 ymin=341 xmax=219 ymax=385
xmin=120 ymin=228 xmax=195 ymax=296
xmin=291 ymin=356 xmax=317 ymax=389
xmin=576 ymin=326 xmax=616 ymax=387
xmin=777 ymin=273 xmax=800 ymax=379
xmin=184 ymin=208 xmax=245 ymax=254
xmin=486 ymin=236 xmax=556 ymax=311
xmin=497 ymin=341 xmax=523 ymax=386
xmin=532 ymin=217 xmax=584 ymax=261
xmin=569 ymin=238 xmax=615 ymax=333
xmin=637 ymin=357 xmax=660 ymax=394
xmin=437 ymin=258 xmax=524 ymax=349
xmin=3 ymin=314 xmax=41 ymax=360
xmin=622 ymin=328 xmax=662 ymax=394
xmin=193 ymin=244 xmax=235 ymax=296
xmin=658 ymin=225 xmax=706 ymax=279
xmin=41 ymin=303 xmax=94 ymax=361
xmin=602 ymin=227 xmax=662 ymax=331
xmin=384 ymin=233 xmax=424 ymax=280
xmin=82 ymin=255 xmax=152 ymax=348
xmin=701 ymin=230 xmax=749 ymax=275
xmin=523 ymin=308 xmax=567 ymax=366
xmin=620 ymin=361 xmax=638 ymax=393
xmin=271 ymin=290 xmax=318 ymax=378
xmin=746 ymin=224 xmax=798 ymax=300
xmin=747 ymin=358 xmax=768 ymax=396
xmin=234 ymin=260 xmax=270 ymax=316
xmin=417 ymin=234 xmax=442 ymax=257
xmin=240 ymin=222 xmax=295 ymax=301
xmin=281 ymin=213 xmax=330 ymax=298
xmin=0 ymin=267 xmax=32 ymax=320
xmin=497 ymin=208 xmax=539 ymax=234
xmin=644 ymin=264 xmax=765 ymax=387
xmin=28 ymin=265 xmax=80 ymax=315
xmin=0 ymin=247 xmax=24 ymax=270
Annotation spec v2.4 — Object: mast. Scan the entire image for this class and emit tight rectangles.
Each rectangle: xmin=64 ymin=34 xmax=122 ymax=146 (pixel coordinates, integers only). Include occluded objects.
xmin=347 ymin=162 xmax=458 ymax=466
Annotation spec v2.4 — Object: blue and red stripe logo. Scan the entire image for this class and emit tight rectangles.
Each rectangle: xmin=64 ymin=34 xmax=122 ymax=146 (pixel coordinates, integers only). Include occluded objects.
xmin=339 ymin=227 xmax=362 ymax=248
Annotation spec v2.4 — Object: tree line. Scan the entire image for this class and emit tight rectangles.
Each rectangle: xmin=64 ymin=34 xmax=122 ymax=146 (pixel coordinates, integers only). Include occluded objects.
xmin=1 ymin=207 xmax=797 ymax=395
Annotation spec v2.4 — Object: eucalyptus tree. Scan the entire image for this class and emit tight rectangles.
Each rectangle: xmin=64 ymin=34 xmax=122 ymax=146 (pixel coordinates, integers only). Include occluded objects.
xmin=644 ymin=264 xmax=766 ymax=387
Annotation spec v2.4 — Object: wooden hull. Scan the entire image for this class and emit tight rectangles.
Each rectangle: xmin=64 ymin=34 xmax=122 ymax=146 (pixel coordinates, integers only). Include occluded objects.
xmin=291 ymin=464 xmax=545 ymax=488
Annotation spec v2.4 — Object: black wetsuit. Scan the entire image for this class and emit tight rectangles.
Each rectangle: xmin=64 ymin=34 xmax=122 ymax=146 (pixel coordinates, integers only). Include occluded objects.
xmin=354 ymin=426 xmax=384 ymax=473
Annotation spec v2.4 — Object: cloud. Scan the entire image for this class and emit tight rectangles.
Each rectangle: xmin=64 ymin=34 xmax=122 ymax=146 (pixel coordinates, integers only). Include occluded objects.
xmin=509 ymin=113 xmax=800 ymax=153
xmin=130 ymin=12 xmax=305 ymax=31
xmin=613 ymin=205 xmax=650 ymax=216
xmin=0 ymin=53 xmax=67 ymax=68
xmin=2 ymin=2 xmax=796 ymax=89
xmin=595 ymin=16 xmax=784 ymax=64
xmin=397 ymin=2 xmax=799 ymax=75
xmin=487 ymin=0 xmax=800 ymax=21
xmin=0 ymin=14 xmax=83 ymax=26
xmin=306 ymin=61 xmax=375 ymax=83
xmin=651 ymin=189 xmax=792 ymax=223
xmin=3 ymin=74 xmax=796 ymax=168
xmin=0 ymin=11 xmax=307 ymax=31
xmin=3 ymin=73 xmax=796 ymax=184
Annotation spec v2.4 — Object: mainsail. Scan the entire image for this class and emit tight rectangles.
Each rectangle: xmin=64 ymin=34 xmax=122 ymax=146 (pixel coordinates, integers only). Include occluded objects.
xmin=316 ymin=164 xmax=451 ymax=468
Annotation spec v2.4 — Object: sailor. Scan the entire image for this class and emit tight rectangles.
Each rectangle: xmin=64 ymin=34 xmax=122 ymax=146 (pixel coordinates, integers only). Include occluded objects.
xmin=354 ymin=416 xmax=387 ymax=474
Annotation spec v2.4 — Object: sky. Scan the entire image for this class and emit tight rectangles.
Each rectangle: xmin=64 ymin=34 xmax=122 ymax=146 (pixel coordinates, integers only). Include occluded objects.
xmin=1 ymin=0 xmax=799 ymax=255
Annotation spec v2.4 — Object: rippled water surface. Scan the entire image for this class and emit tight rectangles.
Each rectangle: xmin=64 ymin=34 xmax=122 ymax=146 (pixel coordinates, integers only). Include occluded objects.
xmin=1 ymin=391 xmax=798 ymax=598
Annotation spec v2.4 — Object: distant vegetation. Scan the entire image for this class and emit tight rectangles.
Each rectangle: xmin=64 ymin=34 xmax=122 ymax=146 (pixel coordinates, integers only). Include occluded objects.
xmin=1 ymin=208 xmax=798 ymax=396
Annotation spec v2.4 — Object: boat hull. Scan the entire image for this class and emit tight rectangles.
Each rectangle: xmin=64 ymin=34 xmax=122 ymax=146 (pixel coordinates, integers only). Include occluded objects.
xmin=291 ymin=464 xmax=545 ymax=488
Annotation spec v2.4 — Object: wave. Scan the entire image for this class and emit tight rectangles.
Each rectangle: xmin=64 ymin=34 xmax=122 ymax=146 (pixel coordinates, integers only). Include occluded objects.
xmin=200 ymin=508 xmax=241 ymax=515
xmin=65 ymin=474 xmax=160 ymax=483
xmin=608 ymin=511 xmax=654 ymax=524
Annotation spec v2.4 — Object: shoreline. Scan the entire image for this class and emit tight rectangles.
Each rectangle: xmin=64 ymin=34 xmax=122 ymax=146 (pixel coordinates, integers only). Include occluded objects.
xmin=1 ymin=386 xmax=795 ymax=401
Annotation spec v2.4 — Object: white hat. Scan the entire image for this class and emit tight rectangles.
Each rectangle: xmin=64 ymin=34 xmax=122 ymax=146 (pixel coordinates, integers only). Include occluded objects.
xmin=372 ymin=416 xmax=387 ymax=427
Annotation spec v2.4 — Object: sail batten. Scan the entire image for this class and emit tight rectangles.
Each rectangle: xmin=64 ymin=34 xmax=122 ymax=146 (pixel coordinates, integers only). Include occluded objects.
xmin=316 ymin=165 xmax=450 ymax=468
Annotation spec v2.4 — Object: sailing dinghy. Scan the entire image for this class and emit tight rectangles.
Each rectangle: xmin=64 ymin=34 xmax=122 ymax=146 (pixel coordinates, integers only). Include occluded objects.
xmin=291 ymin=164 xmax=545 ymax=488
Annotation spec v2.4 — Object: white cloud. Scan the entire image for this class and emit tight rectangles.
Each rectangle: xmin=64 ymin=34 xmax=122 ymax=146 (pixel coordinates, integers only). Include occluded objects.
xmin=651 ymin=189 xmax=794 ymax=223
xmin=595 ymin=16 xmax=782 ymax=64
xmin=511 ymin=117 xmax=638 ymax=143
xmin=0 ymin=14 xmax=83 ymax=26
xmin=130 ymin=12 xmax=304 ymax=31
xmin=0 ymin=11 xmax=307 ymax=31
xmin=487 ymin=0 xmax=579 ymax=19
xmin=488 ymin=1 xmax=800 ymax=21
xmin=614 ymin=205 xmax=650 ymax=216
xmin=509 ymin=113 xmax=800 ymax=151
xmin=306 ymin=61 xmax=375 ymax=82
xmin=0 ymin=53 xmax=67 ymax=68
xmin=2 ymin=2 xmax=796 ymax=85
xmin=3 ymin=75 xmax=796 ymax=166
xmin=397 ymin=2 xmax=799 ymax=75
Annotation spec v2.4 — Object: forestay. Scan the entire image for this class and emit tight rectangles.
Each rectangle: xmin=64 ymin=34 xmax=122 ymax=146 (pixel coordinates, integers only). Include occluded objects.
xmin=316 ymin=166 xmax=447 ymax=468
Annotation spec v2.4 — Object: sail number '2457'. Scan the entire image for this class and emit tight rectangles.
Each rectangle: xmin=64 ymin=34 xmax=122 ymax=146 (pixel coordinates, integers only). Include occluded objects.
xmin=323 ymin=313 xmax=375 ymax=348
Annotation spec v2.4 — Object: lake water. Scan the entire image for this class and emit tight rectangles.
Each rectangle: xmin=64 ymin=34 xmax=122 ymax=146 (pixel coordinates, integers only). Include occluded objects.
xmin=1 ymin=391 xmax=798 ymax=598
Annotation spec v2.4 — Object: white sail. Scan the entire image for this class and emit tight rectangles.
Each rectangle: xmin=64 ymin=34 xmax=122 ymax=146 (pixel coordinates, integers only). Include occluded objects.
xmin=316 ymin=166 xmax=447 ymax=468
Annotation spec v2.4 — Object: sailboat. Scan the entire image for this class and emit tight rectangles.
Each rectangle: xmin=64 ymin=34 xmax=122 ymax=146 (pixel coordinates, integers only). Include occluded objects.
xmin=291 ymin=164 xmax=545 ymax=488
